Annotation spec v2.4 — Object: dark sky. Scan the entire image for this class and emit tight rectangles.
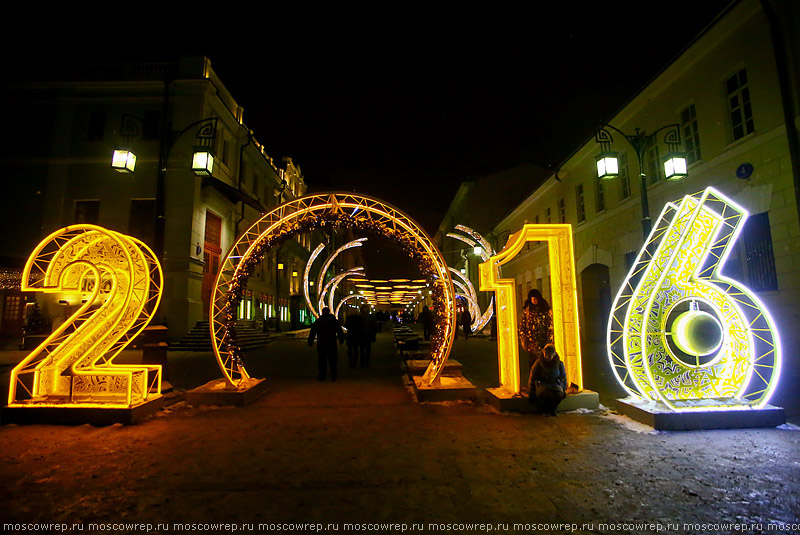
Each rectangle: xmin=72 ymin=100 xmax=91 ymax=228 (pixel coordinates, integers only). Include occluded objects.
xmin=8 ymin=1 xmax=735 ymax=235
xmin=205 ymin=1 xmax=736 ymax=232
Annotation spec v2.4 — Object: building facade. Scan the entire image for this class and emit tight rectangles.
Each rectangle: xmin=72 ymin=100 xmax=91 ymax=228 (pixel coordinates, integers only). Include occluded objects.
xmin=490 ymin=0 xmax=800 ymax=385
xmin=0 ymin=57 xmax=311 ymax=342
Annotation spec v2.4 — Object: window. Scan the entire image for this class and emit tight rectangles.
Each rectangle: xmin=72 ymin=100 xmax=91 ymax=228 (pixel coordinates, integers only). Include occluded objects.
xmin=534 ymin=214 xmax=540 ymax=224
xmin=619 ymin=151 xmax=631 ymax=200
xmin=723 ymin=212 xmax=777 ymax=291
xmin=129 ymin=199 xmax=155 ymax=243
xmin=546 ymin=207 xmax=552 ymax=223
xmin=646 ymin=144 xmax=661 ymax=184
xmin=727 ymin=69 xmax=754 ymax=141
xmin=596 ymin=176 xmax=605 ymax=213
xmin=86 ymin=111 xmax=105 ymax=141
xmin=681 ymin=104 xmax=702 ymax=164
xmin=576 ymin=184 xmax=585 ymax=223
xmin=74 ymin=200 xmax=100 ymax=224
xmin=559 ymin=198 xmax=566 ymax=223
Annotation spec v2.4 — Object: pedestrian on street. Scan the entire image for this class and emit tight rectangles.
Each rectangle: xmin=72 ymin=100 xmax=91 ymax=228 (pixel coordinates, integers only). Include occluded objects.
xmin=358 ymin=304 xmax=377 ymax=368
xmin=519 ymin=288 xmax=554 ymax=384
xmin=461 ymin=307 xmax=472 ymax=340
xmin=308 ymin=307 xmax=345 ymax=381
xmin=344 ymin=310 xmax=361 ymax=368
xmin=528 ymin=343 xmax=567 ymax=416
xmin=419 ymin=305 xmax=433 ymax=341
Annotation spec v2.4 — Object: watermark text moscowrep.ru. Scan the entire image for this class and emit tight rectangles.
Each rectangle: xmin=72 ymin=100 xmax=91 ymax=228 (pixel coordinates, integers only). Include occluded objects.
xmin=5 ymin=521 xmax=800 ymax=533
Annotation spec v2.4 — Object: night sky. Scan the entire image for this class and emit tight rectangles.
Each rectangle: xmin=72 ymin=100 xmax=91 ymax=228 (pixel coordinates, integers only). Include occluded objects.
xmin=8 ymin=1 xmax=735 ymax=236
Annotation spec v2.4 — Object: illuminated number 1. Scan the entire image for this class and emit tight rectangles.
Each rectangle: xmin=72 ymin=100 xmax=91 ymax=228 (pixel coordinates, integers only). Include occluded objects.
xmin=479 ymin=224 xmax=582 ymax=394
xmin=608 ymin=187 xmax=781 ymax=410
xmin=8 ymin=225 xmax=163 ymax=408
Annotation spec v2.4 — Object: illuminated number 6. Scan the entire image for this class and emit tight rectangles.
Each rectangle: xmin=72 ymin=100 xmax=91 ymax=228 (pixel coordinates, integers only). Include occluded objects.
xmin=8 ymin=225 xmax=163 ymax=408
xmin=479 ymin=224 xmax=582 ymax=394
xmin=607 ymin=187 xmax=780 ymax=410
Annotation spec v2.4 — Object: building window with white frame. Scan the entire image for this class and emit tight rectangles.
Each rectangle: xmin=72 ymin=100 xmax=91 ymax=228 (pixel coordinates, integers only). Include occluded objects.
xmin=722 ymin=212 xmax=777 ymax=292
xmin=596 ymin=176 xmax=605 ymax=213
xmin=681 ymin=104 xmax=702 ymax=164
xmin=619 ymin=151 xmax=630 ymax=200
xmin=646 ymin=144 xmax=661 ymax=185
xmin=727 ymin=68 xmax=754 ymax=141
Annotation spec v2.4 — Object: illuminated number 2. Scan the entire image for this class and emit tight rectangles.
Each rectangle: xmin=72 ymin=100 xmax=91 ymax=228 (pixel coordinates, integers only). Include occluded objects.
xmin=8 ymin=225 xmax=163 ymax=408
xmin=479 ymin=225 xmax=582 ymax=394
xmin=608 ymin=187 xmax=781 ymax=410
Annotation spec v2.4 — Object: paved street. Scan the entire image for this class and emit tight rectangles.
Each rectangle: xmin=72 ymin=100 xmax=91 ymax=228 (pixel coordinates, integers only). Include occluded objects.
xmin=0 ymin=325 xmax=799 ymax=535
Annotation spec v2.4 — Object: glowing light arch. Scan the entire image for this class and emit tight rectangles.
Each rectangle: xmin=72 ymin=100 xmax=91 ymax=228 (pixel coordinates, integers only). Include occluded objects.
xmin=446 ymin=225 xmax=495 ymax=332
xmin=211 ymin=193 xmax=456 ymax=387
xmin=320 ymin=267 xmax=364 ymax=313
xmin=607 ymin=187 xmax=781 ymax=410
xmin=8 ymin=225 xmax=163 ymax=408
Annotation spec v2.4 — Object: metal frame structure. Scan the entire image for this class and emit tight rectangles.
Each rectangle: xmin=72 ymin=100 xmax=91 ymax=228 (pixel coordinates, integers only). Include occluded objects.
xmin=8 ymin=225 xmax=163 ymax=408
xmin=210 ymin=193 xmax=456 ymax=387
xmin=607 ymin=187 xmax=781 ymax=411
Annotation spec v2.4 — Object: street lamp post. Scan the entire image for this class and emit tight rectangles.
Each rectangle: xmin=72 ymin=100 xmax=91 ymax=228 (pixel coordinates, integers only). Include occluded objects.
xmin=595 ymin=122 xmax=687 ymax=239
xmin=113 ymin=114 xmax=218 ymax=261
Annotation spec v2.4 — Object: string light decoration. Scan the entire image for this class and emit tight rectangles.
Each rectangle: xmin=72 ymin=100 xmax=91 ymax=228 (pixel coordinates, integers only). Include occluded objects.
xmin=302 ymin=243 xmax=326 ymax=319
xmin=8 ymin=225 xmax=163 ymax=408
xmin=446 ymin=225 xmax=495 ymax=332
xmin=210 ymin=193 xmax=455 ymax=387
xmin=480 ymin=224 xmax=582 ymax=394
xmin=608 ymin=187 xmax=781 ymax=411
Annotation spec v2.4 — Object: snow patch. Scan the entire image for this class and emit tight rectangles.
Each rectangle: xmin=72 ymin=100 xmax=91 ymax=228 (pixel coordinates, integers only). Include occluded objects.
xmin=599 ymin=411 xmax=661 ymax=434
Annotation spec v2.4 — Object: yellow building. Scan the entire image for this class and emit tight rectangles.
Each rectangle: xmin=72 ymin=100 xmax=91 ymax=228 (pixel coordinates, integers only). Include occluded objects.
xmin=0 ymin=57 xmax=311 ymax=342
xmin=490 ymin=0 xmax=800 ymax=385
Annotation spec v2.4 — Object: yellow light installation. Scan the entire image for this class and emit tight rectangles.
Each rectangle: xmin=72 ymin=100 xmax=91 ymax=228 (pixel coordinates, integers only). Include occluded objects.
xmin=8 ymin=225 xmax=163 ymax=408
xmin=302 ymin=243 xmax=326 ymax=318
xmin=608 ymin=187 xmax=781 ymax=411
xmin=480 ymin=224 xmax=582 ymax=394
xmin=211 ymin=193 xmax=455 ymax=387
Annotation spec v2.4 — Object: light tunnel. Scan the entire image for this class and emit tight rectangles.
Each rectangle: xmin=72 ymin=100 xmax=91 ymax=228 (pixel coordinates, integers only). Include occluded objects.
xmin=210 ymin=193 xmax=456 ymax=387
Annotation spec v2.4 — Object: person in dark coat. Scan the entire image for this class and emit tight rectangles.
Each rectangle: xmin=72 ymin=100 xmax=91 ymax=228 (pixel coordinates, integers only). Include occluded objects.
xmin=461 ymin=308 xmax=472 ymax=340
xmin=357 ymin=305 xmax=376 ymax=368
xmin=528 ymin=343 xmax=567 ymax=416
xmin=308 ymin=307 xmax=345 ymax=381
xmin=344 ymin=311 xmax=361 ymax=368
xmin=419 ymin=305 xmax=433 ymax=341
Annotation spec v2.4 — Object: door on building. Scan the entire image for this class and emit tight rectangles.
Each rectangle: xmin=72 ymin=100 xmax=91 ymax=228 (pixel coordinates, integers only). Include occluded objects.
xmin=579 ymin=263 xmax=612 ymax=392
xmin=201 ymin=211 xmax=223 ymax=317
xmin=1 ymin=292 xmax=26 ymax=337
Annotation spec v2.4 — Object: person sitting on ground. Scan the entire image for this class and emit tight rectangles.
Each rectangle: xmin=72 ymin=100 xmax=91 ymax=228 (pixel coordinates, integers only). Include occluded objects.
xmin=528 ymin=343 xmax=567 ymax=416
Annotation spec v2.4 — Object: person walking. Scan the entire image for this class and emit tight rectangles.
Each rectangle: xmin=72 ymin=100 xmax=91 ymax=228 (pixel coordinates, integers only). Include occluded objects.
xmin=308 ymin=307 xmax=345 ymax=381
xmin=528 ymin=343 xmax=567 ymax=416
xmin=419 ymin=305 xmax=433 ymax=341
xmin=357 ymin=304 xmax=376 ymax=368
xmin=518 ymin=289 xmax=554 ymax=385
xmin=344 ymin=310 xmax=361 ymax=368
xmin=461 ymin=307 xmax=472 ymax=340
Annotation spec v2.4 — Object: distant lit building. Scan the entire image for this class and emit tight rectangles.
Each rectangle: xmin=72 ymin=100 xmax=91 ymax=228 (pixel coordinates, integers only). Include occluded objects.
xmin=491 ymin=0 xmax=800 ymax=378
xmin=0 ymin=57 xmax=310 ymax=341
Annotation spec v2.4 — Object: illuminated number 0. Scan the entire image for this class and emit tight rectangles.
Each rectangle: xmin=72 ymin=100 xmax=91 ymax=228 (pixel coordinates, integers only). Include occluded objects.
xmin=8 ymin=225 xmax=163 ymax=408
xmin=479 ymin=224 xmax=582 ymax=394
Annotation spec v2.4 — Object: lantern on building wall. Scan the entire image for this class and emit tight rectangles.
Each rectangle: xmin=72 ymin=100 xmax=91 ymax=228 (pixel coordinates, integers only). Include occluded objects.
xmin=191 ymin=150 xmax=215 ymax=176
xmin=111 ymin=149 xmax=137 ymax=174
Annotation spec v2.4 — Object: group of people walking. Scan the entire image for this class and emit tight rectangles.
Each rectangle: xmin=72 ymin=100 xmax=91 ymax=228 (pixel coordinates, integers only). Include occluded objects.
xmin=307 ymin=305 xmax=376 ymax=381
xmin=309 ymin=288 xmax=567 ymax=415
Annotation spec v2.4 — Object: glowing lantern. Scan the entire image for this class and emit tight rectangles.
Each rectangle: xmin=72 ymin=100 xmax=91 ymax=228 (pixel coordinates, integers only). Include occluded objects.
xmin=663 ymin=152 xmax=688 ymax=181
xmin=111 ymin=149 xmax=137 ymax=173
xmin=595 ymin=151 xmax=619 ymax=180
xmin=192 ymin=150 xmax=214 ymax=176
